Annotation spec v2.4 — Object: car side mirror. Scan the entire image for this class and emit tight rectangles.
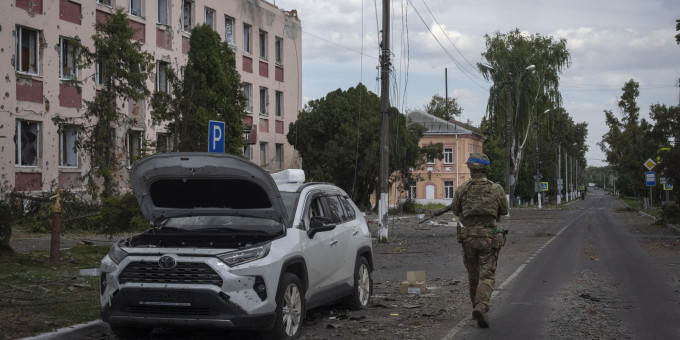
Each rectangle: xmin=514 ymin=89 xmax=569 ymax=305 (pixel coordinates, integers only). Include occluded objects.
xmin=307 ymin=216 xmax=336 ymax=239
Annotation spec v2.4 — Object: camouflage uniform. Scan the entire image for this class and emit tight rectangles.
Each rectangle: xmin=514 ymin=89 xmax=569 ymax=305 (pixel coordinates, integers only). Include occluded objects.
xmin=450 ymin=153 xmax=509 ymax=328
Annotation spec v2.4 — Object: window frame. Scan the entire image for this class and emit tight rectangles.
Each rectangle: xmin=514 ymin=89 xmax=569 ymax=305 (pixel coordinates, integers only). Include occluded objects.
xmin=157 ymin=0 xmax=169 ymax=25
xmin=204 ymin=7 xmax=215 ymax=30
xmin=259 ymin=86 xmax=269 ymax=116
xmin=275 ymin=91 xmax=283 ymax=117
xmin=59 ymin=124 xmax=79 ymax=168
xmin=259 ymin=142 xmax=268 ymax=168
xmin=59 ymin=37 xmax=78 ymax=80
xmin=182 ymin=0 xmax=193 ymax=32
xmin=156 ymin=132 xmax=173 ymax=153
xmin=444 ymin=147 xmax=453 ymax=164
xmin=156 ymin=60 xmax=169 ymax=93
xmin=15 ymin=26 xmax=40 ymax=76
xmin=275 ymin=36 xmax=283 ymax=65
xmin=129 ymin=0 xmax=143 ymax=17
xmin=243 ymin=23 xmax=251 ymax=54
xmin=126 ymin=129 xmax=143 ymax=167
xmin=15 ymin=119 xmax=41 ymax=167
xmin=259 ymin=29 xmax=268 ymax=60
xmin=97 ymin=0 xmax=112 ymax=7
xmin=243 ymin=82 xmax=252 ymax=113
xmin=224 ymin=16 xmax=236 ymax=47
xmin=444 ymin=181 xmax=454 ymax=199
xmin=409 ymin=185 xmax=417 ymax=199
xmin=275 ymin=143 xmax=283 ymax=170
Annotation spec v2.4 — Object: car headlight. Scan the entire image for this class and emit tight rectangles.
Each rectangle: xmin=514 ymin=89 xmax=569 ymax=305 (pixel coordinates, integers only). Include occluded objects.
xmin=107 ymin=242 xmax=129 ymax=264
xmin=217 ymin=243 xmax=271 ymax=267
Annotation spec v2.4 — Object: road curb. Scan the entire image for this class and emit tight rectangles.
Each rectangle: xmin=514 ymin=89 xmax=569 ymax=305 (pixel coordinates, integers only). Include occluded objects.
xmin=17 ymin=320 xmax=107 ymax=340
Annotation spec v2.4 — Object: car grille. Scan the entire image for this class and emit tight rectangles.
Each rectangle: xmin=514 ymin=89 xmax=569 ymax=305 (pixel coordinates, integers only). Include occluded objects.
xmin=130 ymin=305 xmax=211 ymax=316
xmin=119 ymin=261 xmax=223 ymax=286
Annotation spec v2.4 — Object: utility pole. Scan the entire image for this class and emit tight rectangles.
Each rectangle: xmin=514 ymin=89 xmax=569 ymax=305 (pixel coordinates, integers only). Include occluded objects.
xmin=557 ymin=144 xmax=562 ymax=204
xmin=377 ymin=0 xmax=390 ymax=242
xmin=534 ymin=120 xmax=541 ymax=208
xmin=445 ymin=68 xmax=449 ymax=119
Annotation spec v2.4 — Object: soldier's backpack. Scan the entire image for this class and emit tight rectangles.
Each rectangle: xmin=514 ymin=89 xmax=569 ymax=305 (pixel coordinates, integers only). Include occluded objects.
xmin=460 ymin=180 xmax=499 ymax=218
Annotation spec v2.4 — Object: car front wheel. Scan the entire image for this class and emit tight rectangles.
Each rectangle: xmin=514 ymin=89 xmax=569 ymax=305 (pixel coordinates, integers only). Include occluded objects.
xmin=343 ymin=256 xmax=372 ymax=310
xmin=262 ymin=273 xmax=304 ymax=339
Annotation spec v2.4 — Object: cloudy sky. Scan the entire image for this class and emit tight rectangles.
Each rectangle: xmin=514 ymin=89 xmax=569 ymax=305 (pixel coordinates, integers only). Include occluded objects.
xmin=273 ymin=0 xmax=680 ymax=167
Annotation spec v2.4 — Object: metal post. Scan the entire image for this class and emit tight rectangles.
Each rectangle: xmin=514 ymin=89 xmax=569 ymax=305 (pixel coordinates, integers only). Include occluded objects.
xmin=557 ymin=144 xmax=561 ymax=204
xmin=377 ymin=0 xmax=390 ymax=242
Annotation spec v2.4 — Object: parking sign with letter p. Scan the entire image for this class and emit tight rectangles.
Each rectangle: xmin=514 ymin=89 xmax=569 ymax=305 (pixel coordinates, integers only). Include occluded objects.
xmin=208 ymin=120 xmax=225 ymax=153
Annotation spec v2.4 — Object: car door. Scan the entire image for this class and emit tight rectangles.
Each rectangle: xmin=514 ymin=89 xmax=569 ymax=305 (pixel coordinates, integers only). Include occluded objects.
xmin=323 ymin=195 xmax=359 ymax=285
xmin=301 ymin=192 xmax=345 ymax=296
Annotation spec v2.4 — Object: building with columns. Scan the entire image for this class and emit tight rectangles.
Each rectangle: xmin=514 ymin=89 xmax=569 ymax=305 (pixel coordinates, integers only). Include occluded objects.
xmin=1 ymin=0 xmax=302 ymax=193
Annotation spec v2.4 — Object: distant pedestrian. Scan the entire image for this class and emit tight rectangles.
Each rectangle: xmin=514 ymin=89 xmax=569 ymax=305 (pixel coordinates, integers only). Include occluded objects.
xmin=450 ymin=153 xmax=509 ymax=328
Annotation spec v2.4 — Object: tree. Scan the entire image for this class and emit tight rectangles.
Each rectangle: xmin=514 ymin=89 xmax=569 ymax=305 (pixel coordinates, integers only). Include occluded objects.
xmin=64 ymin=9 xmax=153 ymax=199
xmin=478 ymin=28 xmax=571 ymax=203
xmin=151 ymin=24 xmax=246 ymax=153
xmin=676 ymin=19 xmax=680 ymax=44
xmin=599 ymin=80 xmax=656 ymax=198
xmin=287 ymin=84 xmax=430 ymax=208
xmin=424 ymin=94 xmax=462 ymax=121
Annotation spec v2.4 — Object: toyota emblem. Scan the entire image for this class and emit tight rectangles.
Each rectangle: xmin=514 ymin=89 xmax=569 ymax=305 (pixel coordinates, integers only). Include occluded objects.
xmin=158 ymin=255 xmax=177 ymax=270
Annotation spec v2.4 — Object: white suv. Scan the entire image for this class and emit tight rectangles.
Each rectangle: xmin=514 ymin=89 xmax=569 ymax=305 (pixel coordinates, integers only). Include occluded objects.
xmin=99 ymin=153 xmax=373 ymax=339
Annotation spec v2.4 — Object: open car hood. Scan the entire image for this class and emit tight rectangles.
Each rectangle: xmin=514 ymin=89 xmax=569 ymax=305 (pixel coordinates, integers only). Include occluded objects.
xmin=130 ymin=153 xmax=288 ymax=226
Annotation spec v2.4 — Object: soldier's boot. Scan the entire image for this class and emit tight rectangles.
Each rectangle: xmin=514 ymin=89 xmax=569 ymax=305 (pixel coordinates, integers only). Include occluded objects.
xmin=472 ymin=304 xmax=489 ymax=328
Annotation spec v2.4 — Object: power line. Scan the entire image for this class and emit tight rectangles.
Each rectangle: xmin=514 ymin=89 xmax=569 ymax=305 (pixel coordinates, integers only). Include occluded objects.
xmin=301 ymin=30 xmax=378 ymax=60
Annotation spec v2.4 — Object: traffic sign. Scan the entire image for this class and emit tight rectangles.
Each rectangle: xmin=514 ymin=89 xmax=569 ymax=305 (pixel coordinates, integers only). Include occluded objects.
xmin=540 ymin=182 xmax=549 ymax=191
xmin=664 ymin=183 xmax=673 ymax=191
xmin=208 ymin=120 xmax=225 ymax=153
xmin=645 ymin=171 xmax=655 ymax=186
xmin=643 ymin=158 xmax=656 ymax=171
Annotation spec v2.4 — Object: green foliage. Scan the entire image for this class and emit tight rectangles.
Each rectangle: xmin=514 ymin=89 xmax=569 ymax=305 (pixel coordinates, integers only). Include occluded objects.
xmin=400 ymin=199 xmax=417 ymax=214
xmin=479 ymin=28 xmax=575 ymax=202
xmin=0 ymin=199 xmax=13 ymax=254
xmin=152 ymin=24 xmax=246 ymax=154
xmin=424 ymin=94 xmax=462 ymax=121
xmin=64 ymin=9 xmax=154 ymax=199
xmin=676 ymin=19 xmax=680 ymax=44
xmin=0 ymin=244 xmax=109 ymax=338
xmin=660 ymin=202 xmax=680 ymax=224
xmin=96 ymin=192 xmax=149 ymax=237
xmin=287 ymin=83 xmax=425 ymax=209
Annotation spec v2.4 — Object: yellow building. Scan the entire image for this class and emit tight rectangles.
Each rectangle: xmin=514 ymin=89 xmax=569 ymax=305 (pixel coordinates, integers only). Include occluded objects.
xmin=390 ymin=110 xmax=485 ymax=206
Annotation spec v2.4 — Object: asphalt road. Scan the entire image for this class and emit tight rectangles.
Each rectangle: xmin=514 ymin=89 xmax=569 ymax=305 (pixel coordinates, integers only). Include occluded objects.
xmin=26 ymin=189 xmax=680 ymax=340
xmin=451 ymin=189 xmax=680 ymax=339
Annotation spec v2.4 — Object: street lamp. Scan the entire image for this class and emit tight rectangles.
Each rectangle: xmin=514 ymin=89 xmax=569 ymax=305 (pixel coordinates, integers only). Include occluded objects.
xmin=479 ymin=63 xmax=535 ymax=206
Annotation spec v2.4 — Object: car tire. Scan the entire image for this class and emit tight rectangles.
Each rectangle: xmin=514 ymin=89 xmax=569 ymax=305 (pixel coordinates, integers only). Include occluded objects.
xmin=261 ymin=273 xmax=305 ymax=340
xmin=343 ymin=256 xmax=372 ymax=310
xmin=109 ymin=324 xmax=152 ymax=339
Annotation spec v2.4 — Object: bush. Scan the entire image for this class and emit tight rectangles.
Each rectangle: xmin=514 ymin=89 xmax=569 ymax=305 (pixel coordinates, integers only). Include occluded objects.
xmin=660 ymin=202 xmax=680 ymax=224
xmin=401 ymin=199 xmax=417 ymax=214
xmin=96 ymin=192 xmax=149 ymax=237
xmin=0 ymin=199 xmax=14 ymax=254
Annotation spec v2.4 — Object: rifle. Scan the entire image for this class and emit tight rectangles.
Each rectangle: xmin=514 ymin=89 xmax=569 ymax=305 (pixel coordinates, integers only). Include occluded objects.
xmin=417 ymin=206 xmax=451 ymax=225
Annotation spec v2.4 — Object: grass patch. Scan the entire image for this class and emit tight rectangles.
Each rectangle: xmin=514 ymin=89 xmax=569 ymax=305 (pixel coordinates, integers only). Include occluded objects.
xmin=618 ymin=197 xmax=662 ymax=217
xmin=0 ymin=244 xmax=109 ymax=339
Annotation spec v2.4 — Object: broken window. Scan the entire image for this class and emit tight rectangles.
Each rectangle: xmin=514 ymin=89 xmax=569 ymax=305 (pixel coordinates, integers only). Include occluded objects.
xmin=182 ymin=0 xmax=193 ymax=32
xmin=59 ymin=124 xmax=78 ymax=167
xmin=156 ymin=132 xmax=173 ymax=152
xmin=15 ymin=26 xmax=40 ymax=75
xmin=259 ymin=142 xmax=268 ymax=168
xmin=243 ymin=82 xmax=252 ymax=112
xmin=59 ymin=37 xmax=78 ymax=80
xmin=224 ymin=16 xmax=235 ymax=47
xmin=259 ymin=30 xmax=268 ymax=59
xmin=243 ymin=23 xmax=251 ymax=53
xmin=205 ymin=7 xmax=215 ymax=30
xmin=259 ymin=87 xmax=268 ymax=116
xmin=97 ymin=0 xmax=112 ymax=6
xmin=444 ymin=181 xmax=454 ymax=199
xmin=126 ymin=130 xmax=143 ymax=166
xmin=156 ymin=60 xmax=169 ymax=93
xmin=275 ymin=36 xmax=283 ymax=64
xmin=129 ymin=0 xmax=143 ymax=17
xmin=15 ymin=120 xmax=40 ymax=167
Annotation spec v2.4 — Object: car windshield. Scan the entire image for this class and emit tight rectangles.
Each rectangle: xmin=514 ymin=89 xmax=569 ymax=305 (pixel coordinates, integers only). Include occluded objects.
xmin=280 ymin=192 xmax=299 ymax=219
xmin=162 ymin=215 xmax=283 ymax=234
